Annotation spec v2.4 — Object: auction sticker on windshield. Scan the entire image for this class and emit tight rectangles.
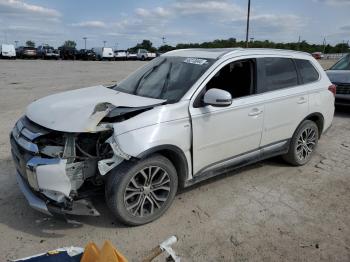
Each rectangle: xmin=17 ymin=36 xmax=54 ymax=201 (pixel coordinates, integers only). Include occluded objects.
xmin=183 ymin=58 xmax=208 ymax=65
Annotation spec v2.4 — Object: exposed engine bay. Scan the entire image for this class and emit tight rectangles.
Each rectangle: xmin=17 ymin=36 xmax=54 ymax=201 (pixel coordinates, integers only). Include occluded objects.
xmin=11 ymin=99 xmax=161 ymax=217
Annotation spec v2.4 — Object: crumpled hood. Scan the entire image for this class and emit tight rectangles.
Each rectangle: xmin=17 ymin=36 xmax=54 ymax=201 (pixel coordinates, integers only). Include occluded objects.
xmin=326 ymin=70 xmax=350 ymax=84
xmin=26 ymin=85 xmax=165 ymax=132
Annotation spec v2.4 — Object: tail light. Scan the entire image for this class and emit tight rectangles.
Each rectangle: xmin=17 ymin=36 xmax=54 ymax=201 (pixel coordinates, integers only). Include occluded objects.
xmin=328 ymin=84 xmax=336 ymax=96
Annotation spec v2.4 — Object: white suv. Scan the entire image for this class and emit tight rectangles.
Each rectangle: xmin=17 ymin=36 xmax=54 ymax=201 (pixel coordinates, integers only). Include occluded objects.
xmin=10 ymin=48 xmax=334 ymax=225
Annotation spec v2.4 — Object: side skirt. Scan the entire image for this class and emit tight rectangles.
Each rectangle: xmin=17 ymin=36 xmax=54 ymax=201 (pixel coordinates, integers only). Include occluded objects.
xmin=184 ymin=140 xmax=289 ymax=187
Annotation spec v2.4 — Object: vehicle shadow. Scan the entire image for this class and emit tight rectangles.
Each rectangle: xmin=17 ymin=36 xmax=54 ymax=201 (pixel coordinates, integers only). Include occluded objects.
xmin=178 ymin=157 xmax=288 ymax=194
xmin=0 ymin=156 xmax=285 ymax=238
xmin=335 ymin=105 xmax=350 ymax=116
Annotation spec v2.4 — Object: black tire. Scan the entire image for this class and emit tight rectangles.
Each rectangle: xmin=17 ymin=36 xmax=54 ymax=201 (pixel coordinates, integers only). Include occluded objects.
xmin=105 ymin=154 xmax=178 ymax=226
xmin=283 ymin=120 xmax=319 ymax=166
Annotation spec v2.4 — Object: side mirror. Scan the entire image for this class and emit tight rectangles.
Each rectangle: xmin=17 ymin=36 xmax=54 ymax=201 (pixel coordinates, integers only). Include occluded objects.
xmin=203 ymin=88 xmax=232 ymax=107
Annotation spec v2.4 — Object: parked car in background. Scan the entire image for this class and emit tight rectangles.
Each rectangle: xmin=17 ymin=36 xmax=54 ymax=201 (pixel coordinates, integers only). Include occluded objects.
xmin=76 ymin=49 xmax=96 ymax=61
xmin=137 ymin=49 xmax=156 ymax=60
xmin=126 ymin=52 xmax=138 ymax=60
xmin=37 ymin=45 xmax=59 ymax=60
xmin=10 ymin=48 xmax=334 ymax=226
xmin=93 ymin=47 xmax=114 ymax=61
xmin=114 ymin=50 xmax=128 ymax=60
xmin=16 ymin=46 xmax=37 ymax=59
xmin=312 ymin=52 xmax=323 ymax=60
xmin=0 ymin=44 xmax=16 ymax=59
xmin=58 ymin=46 xmax=78 ymax=60
xmin=326 ymin=53 xmax=350 ymax=106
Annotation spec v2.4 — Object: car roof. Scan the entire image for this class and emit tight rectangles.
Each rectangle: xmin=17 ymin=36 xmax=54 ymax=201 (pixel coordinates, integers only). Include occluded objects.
xmin=164 ymin=48 xmax=311 ymax=60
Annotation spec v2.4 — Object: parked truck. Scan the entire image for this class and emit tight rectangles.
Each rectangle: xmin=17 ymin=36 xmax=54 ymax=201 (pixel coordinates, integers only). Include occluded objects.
xmin=37 ymin=45 xmax=59 ymax=60
xmin=137 ymin=49 xmax=156 ymax=60
xmin=92 ymin=47 xmax=114 ymax=61
xmin=16 ymin=46 xmax=37 ymax=59
xmin=58 ymin=46 xmax=78 ymax=60
xmin=0 ymin=44 xmax=16 ymax=59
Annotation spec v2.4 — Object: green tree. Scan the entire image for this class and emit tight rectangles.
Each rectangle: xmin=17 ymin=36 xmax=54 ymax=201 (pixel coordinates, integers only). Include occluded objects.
xmin=334 ymin=42 xmax=350 ymax=53
xmin=26 ymin=40 xmax=35 ymax=47
xmin=63 ymin=40 xmax=77 ymax=49
xmin=173 ymin=38 xmax=350 ymax=54
xmin=158 ymin=44 xmax=175 ymax=53
xmin=129 ymin=40 xmax=157 ymax=52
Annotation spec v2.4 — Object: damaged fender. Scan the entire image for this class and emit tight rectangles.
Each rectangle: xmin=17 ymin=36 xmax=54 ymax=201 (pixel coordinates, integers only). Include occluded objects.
xmin=110 ymin=101 xmax=193 ymax=180
xmin=98 ymin=136 xmax=131 ymax=176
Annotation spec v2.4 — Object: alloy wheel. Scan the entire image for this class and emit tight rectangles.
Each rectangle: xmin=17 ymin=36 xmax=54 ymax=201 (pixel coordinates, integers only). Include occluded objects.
xmin=124 ymin=166 xmax=171 ymax=217
xmin=296 ymin=127 xmax=317 ymax=161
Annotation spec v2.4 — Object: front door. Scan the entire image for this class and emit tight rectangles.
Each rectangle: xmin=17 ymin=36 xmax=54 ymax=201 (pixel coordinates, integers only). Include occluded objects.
xmin=189 ymin=59 xmax=264 ymax=174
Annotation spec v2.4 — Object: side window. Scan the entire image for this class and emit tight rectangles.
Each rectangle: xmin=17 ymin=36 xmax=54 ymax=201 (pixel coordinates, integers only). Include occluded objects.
xmin=295 ymin=59 xmax=319 ymax=84
xmin=257 ymin=58 xmax=298 ymax=93
xmin=205 ymin=59 xmax=255 ymax=99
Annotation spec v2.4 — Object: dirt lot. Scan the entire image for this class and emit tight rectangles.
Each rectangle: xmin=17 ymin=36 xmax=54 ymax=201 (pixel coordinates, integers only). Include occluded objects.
xmin=0 ymin=59 xmax=349 ymax=261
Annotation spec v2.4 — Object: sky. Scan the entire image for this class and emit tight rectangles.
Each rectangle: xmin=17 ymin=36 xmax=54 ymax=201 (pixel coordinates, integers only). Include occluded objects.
xmin=0 ymin=0 xmax=350 ymax=49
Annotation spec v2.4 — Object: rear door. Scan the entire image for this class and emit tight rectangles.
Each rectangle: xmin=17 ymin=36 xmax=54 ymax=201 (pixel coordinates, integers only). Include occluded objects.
xmin=257 ymin=57 xmax=309 ymax=147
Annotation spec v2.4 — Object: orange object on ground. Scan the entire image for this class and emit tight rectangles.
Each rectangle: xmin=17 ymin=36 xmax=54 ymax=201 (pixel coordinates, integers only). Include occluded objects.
xmin=81 ymin=242 xmax=100 ymax=262
xmin=97 ymin=240 xmax=128 ymax=262
xmin=81 ymin=240 xmax=128 ymax=262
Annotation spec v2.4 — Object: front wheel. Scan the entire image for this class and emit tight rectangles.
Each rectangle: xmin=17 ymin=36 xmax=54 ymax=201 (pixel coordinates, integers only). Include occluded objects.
xmin=283 ymin=120 xmax=319 ymax=166
xmin=105 ymin=154 xmax=178 ymax=226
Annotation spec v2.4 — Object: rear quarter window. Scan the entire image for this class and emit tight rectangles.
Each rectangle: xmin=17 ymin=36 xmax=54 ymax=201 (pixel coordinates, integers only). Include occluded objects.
xmin=257 ymin=57 xmax=298 ymax=93
xmin=295 ymin=59 xmax=319 ymax=84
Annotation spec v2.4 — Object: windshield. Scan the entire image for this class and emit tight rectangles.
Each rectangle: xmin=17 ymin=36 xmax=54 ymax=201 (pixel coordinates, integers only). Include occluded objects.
xmin=114 ymin=56 xmax=215 ymax=103
xmin=330 ymin=54 xmax=350 ymax=70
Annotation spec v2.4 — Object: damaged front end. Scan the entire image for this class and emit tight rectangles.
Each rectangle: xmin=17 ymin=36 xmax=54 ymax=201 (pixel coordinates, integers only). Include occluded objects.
xmin=10 ymin=86 xmax=165 ymax=217
xmin=10 ymin=116 xmax=130 ymax=217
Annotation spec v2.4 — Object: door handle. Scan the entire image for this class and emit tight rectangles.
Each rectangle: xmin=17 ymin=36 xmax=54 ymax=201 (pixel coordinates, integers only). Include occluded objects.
xmin=297 ymin=97 xmax=307 ymax=104
xmin=248 ymin=108 xmax=263 ymax=116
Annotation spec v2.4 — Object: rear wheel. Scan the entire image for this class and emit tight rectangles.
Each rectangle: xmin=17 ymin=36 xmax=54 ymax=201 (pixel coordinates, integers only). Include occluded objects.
xmin=283 ymin=120 xmax=319 ymax=166
xmin=105 ymin=154 xmax=178 ymax=226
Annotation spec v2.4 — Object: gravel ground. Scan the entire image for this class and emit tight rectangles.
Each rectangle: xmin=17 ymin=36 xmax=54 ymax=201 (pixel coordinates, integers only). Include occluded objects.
xmin=0 ymin=59 xmax=349 ymax=261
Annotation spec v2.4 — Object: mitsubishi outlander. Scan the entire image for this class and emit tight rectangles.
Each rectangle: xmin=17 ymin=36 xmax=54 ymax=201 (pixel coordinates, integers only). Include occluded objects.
xmin=10 ymin=48 xmax=335 ymax=225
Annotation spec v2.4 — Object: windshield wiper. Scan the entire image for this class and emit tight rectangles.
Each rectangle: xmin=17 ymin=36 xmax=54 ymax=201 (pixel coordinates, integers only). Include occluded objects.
xmin=159 ymin=62 xmax=173 ymax=98
xmin=134 ymin=58 xmax=167 ymax=95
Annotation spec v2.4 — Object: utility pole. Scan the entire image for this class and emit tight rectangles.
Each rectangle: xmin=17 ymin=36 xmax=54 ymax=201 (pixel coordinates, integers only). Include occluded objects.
xmin=162 ymin=36 xmax=166 ymax=45
xmin=322 ymin=37 xmax=326 ymax=54
xmin=297 ymin=35 xmax=301 ymax=51
xmin=14 ymin=40 xmax=18 ymax=48
xmin=103 ymin=40 xmax=107 ymax=47
xmin=83 ymin=37 xmax=87 ymax=50
xmin=245 ymin=0 xmax=251 ymax=48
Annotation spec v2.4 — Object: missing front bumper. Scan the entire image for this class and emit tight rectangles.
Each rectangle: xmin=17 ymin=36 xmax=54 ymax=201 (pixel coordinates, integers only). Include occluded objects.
xmin=16 ymin=171 xmax=100 ymax=217
xmin=16 ymin=171 xmax=52 ymax=215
